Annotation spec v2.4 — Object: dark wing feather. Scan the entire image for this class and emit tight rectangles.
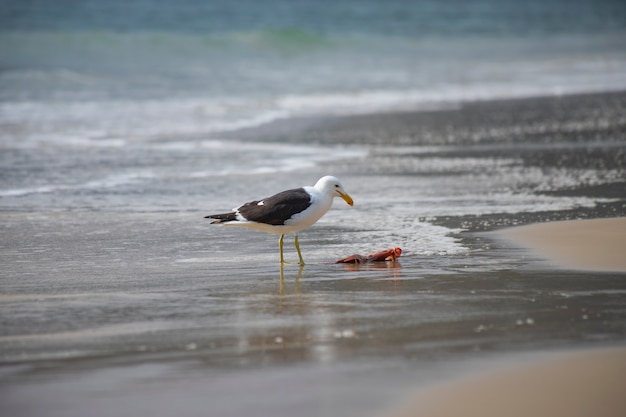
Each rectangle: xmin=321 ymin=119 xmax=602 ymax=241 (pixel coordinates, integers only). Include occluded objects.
xmin=204 ymin=212 xmax=237 ymax=223
xmin=237 ymin=188 xmax=311 ymax=225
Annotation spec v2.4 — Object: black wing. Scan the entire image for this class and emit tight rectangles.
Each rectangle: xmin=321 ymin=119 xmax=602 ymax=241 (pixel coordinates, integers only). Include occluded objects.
xmin=237 ymin=187 xmax=311 ymax=226
xmin=204 ymin=212 xmax=237 ymax=223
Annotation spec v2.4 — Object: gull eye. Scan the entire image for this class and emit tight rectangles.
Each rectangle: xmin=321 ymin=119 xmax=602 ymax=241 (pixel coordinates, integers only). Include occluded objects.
xmin=335 ymin=184 xmax=340 ymax=188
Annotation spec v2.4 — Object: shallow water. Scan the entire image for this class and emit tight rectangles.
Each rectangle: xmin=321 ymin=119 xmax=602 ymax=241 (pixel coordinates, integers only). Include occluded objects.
xmin=2 ymin=207 xmax=626 ymax=416
xmin=2 ymin=125 xmax=626 ymax=415
xmin=3 ymin=92 xmax=626 ymax=415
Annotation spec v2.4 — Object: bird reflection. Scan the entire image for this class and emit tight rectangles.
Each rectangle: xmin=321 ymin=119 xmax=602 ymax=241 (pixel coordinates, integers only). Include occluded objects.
xmin=278 ymin=264 xmax=304 ymax=294
xmin=338 ymin=261 xmax=403 ymax=281
xmin=337 ymin=261 xmax=402 ymax=272
xmin=278 ymin=261 xmax=403 ymax=293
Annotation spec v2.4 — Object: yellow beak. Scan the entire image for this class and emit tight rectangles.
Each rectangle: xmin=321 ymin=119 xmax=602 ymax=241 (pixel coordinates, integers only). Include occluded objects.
xmin=338 ymin=191 xmax=354 ymax=206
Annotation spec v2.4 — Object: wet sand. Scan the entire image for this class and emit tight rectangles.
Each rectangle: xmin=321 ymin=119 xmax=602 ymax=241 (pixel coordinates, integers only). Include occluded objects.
xmin=227 ymin=90 xmax=626 ymax=148
xmin=385 ymin=347 xmax=626 ymax=417
xmin=1 ymin=91 xmax=626 ymax=417
xmin=383 ymin=216 xmax=626 ymax=417
xmin=499 ymin=217 xmax=626 ymax=272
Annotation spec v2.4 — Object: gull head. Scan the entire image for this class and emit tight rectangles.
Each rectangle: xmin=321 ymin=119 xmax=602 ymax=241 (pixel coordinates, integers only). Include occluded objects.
xmin=314 ymin=176 xmax=354 ymax=206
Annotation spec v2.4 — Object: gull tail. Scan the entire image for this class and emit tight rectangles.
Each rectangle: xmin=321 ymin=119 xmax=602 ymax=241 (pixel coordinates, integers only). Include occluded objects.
xmin=204 ymin=212 xmax=237 ymax=224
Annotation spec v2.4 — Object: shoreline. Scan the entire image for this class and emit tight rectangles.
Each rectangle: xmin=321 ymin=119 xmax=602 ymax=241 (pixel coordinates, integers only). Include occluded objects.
xmin=222 ymin=89 xmax=626 ymax=147
xmin=384 ymin=346 xmax=626 ymax=417
xmin=3 ymin=87 xmax=626 ymax=417
xmin=496 ymin=217 xmax=626 ymax=272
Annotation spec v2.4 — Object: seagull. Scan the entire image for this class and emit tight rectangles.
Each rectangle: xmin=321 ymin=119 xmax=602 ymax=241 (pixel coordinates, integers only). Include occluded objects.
xmin=204 ymin=176 xmax=354 ymax=265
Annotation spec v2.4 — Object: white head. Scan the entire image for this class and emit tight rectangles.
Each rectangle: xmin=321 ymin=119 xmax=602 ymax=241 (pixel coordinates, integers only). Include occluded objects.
xmin=314 ymin=176 xmax=354 ymax=206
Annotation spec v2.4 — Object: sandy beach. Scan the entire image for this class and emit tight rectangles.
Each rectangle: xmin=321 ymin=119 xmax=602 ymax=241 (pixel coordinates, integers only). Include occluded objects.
xmin=499 ymin=217 xmax=626 ymax=272
xmin=2 ymin=90 xmax=625 ymax=417
xmin=385 ymin=347 xmax=626 ymax=417
xmin=383 ymin=217 xmax=626 ymax=417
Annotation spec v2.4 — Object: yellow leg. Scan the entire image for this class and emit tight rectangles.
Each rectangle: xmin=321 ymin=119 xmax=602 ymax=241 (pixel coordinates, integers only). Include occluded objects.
xmin=294 ymin=234 xmax=305 ymax=266
xmin=279 ymin=234 xmax=285 ymax=264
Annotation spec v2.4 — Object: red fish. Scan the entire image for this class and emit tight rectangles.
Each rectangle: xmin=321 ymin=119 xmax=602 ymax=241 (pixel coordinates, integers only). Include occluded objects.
xmin=335 ymin=247 xmax=402 ymax=264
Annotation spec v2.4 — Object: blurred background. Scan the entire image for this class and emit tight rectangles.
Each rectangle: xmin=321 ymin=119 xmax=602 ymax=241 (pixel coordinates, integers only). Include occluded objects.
xmin=2 ymin=0 xmax=625 ymax=143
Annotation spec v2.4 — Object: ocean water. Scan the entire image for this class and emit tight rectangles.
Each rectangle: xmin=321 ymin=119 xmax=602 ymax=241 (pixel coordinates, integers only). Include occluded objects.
xmin=2 ymin=2 xmax=626 ymax=417
xmin=2 ymin=0 xmax=626 ymax=136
